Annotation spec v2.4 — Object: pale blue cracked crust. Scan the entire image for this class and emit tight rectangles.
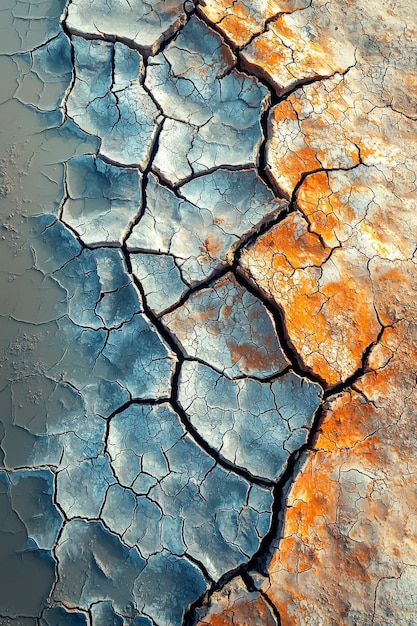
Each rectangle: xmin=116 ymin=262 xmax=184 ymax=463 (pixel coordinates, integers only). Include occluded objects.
xmin=1 ymin=2 xmax=324 ymax=624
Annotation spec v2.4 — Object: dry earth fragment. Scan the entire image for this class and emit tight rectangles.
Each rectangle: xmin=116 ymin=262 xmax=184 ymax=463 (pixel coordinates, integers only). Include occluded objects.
xmin=239 ymin=212 xmax=381 ymax=386
xmin=197 ymin=0 xmax=310 ymax=48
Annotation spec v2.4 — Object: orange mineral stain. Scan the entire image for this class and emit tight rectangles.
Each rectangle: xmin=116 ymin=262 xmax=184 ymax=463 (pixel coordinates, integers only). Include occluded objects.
xmin=193 ymin=0 xmax=417 ymax=623
xmin=197 ymin=0 xmax=310 ymax=48
xmin=261 ymin=321 xmax=417 ymax=624
xmin=240 ymin=213 xmax=380 ymax=386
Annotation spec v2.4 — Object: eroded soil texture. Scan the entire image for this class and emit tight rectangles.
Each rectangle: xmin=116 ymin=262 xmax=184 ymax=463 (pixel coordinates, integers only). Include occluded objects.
xmin=1 ymin=0 xmax=417 ymax=624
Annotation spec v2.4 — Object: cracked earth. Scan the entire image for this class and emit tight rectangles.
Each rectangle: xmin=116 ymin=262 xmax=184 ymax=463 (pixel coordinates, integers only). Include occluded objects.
xmin=0 ymin=0 xmax=417 ymax=624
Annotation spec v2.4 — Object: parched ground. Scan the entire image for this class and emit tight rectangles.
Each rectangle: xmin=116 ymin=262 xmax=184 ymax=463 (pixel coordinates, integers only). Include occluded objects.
xmin=1 ymin=0 xmax=416 ymax=625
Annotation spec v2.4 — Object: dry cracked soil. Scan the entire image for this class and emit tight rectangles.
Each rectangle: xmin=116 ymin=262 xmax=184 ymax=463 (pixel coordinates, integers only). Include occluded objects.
xmin=0 ymin=0 xmax=417 ymax=625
